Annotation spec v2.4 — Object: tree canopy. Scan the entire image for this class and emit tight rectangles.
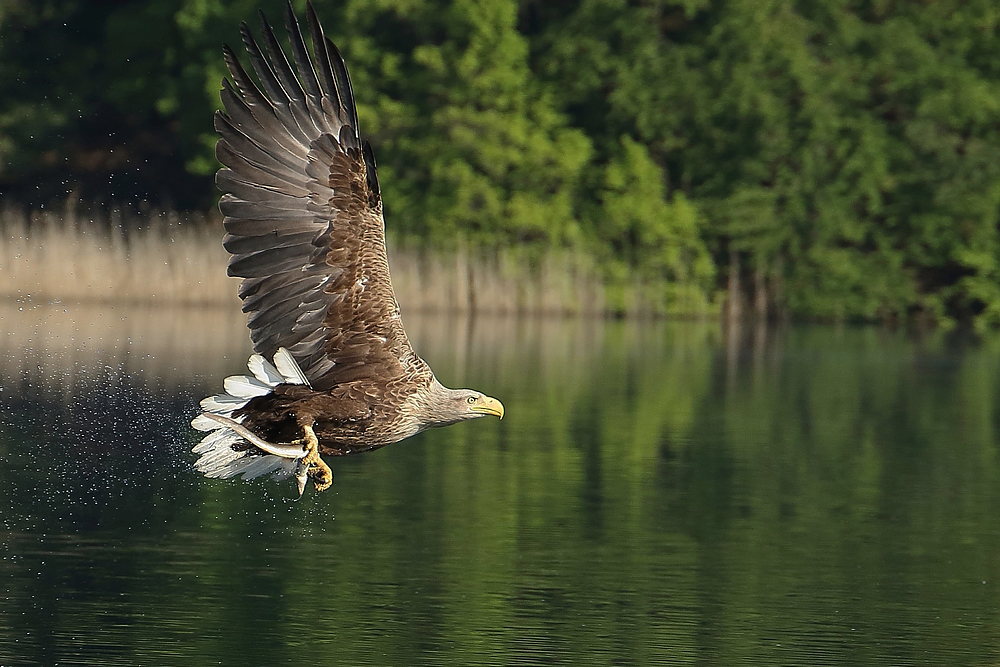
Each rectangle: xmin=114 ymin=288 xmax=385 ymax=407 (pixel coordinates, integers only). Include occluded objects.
xmin=3 ymin=0 xmax=1000 ymax=327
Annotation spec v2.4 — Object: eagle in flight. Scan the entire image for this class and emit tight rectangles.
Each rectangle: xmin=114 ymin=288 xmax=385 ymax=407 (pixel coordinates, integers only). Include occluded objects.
xmin=191 ymin=1 xmax=504 ymax=495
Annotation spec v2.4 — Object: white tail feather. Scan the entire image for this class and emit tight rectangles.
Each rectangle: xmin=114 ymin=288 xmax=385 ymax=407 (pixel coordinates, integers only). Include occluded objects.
xmin=192 ymin=349 xmax=313 ymax=487
xmin=223 ymin=374 xmax=272 ymax=399
xmin=196 ymin=444 xmax=248 ymax=473
xmin=248 ymin=354 xmax=285 ymax=385
xmin=203 ymin=458 xmax=248 ymax=479
xmin=192 ymin=429 xmax=241 ymax=455
xmin=191 ymin=413 xmax=227 ymax=432
xmin=273 ymin=347 xmax=310 ymax=386
xmin=238 ymin=454 xmax=289 ymax=480
xmin=199 ymin=394 xmax=250 ymax=413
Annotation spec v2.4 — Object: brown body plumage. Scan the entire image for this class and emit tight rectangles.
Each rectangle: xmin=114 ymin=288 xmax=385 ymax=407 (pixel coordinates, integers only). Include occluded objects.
xmin=191 ymin=2 xmax=503 ymax=494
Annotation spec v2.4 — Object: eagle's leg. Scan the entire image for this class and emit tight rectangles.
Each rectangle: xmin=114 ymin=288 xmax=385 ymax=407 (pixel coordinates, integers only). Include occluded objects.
xmin=292 ymin=422 xmax=332 ymax=495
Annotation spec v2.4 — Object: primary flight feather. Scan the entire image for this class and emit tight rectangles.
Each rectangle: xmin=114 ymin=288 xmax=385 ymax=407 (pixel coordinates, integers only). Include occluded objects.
xmin=192 ymin=1 xmax=504 ymax=495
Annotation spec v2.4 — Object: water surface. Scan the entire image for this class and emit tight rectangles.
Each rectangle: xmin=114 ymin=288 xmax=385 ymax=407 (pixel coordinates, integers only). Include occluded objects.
xmin=2 ymin=303 xmax=1000 ymax=665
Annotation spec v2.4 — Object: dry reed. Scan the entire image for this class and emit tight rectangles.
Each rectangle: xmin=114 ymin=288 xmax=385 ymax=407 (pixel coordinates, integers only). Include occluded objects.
xmin=0 ymin=201 xmax=235 ymax=307
xmin=0 ymin=202 xmax=707 ymax=317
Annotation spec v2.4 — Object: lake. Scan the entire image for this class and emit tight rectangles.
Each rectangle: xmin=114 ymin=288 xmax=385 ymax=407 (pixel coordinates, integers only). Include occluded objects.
xmin=2 ymin=302 xmax=1000 ymax=666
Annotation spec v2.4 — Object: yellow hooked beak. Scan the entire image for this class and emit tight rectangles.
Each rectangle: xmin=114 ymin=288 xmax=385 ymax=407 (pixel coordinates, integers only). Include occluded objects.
xmin=472 ymin=395 xmax=505 ymax=419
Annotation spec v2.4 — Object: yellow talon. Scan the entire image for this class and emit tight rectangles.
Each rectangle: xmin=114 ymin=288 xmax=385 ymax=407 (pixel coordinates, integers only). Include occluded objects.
xmin=309 ymin=459 xmax=333 ymax=492
xmin=294 ymin=423 xmax=332 ymax=496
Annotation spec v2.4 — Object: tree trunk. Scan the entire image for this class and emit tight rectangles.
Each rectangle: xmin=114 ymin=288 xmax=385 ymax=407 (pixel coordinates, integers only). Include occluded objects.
xmin=726 ymin=248 xmax=742 ymax=323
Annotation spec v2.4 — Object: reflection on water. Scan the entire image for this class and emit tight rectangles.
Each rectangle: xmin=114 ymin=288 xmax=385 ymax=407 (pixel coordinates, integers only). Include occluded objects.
xmin=2 ymin=303 xmax=1000 ymax=665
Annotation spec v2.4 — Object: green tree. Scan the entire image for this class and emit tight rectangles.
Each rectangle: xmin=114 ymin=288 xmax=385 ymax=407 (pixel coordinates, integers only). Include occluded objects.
xmin=597 ymin=136 xmax=715 ymax=313
xmin=532 ymin=0 xmax=1000 ymax=327
xmin=332 ymin=0 xmax=591 ymax=246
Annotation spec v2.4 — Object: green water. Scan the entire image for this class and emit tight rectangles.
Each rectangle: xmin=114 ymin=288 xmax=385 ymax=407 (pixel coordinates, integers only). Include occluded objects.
xmin=2 ymin=305 xmax=1000 ymax=665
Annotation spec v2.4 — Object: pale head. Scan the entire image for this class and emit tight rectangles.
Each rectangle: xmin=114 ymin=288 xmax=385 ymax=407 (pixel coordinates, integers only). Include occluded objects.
xmin=416 ymin=379 xmax=505 ymax=429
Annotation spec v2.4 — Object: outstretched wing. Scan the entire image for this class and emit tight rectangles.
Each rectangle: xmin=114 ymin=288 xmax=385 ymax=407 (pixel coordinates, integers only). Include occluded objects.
xmin=216 ymin=2 xmax=426 ymax=392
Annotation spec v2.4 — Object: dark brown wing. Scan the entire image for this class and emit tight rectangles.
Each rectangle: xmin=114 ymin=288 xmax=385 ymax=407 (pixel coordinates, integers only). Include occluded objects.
xmin=216 ymin=1 xmax=427 ymax=391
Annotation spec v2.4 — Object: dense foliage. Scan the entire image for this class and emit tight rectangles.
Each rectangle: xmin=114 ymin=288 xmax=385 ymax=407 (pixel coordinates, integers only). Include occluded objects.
xmin=3 ymin=0 xmax=1000 ymax=326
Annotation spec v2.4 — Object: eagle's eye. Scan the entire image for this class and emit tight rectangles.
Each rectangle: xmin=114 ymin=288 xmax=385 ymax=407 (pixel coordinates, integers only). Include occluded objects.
xmin=466 ymin=396 xmax=477 ymax=405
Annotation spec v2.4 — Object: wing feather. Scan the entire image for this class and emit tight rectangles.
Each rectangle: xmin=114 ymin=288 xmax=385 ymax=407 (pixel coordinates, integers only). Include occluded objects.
xmin=217 ymin=169 xmax=310 ymax=202
xmin=223 ymin=230 xmax=317 ymax=255
xmin=215 ymin=113 xmax=303 ymax=175
xmin=258 ymin=13 xmax=326 ymax=140
xmin=306 ymin=3 xmax=339 ymax=104
xmin=222 ymin=48 xmax=307 ymax=158
xmin=219 ymin=195 xmax=315 ymax=220
xmin=218 ymin=77 xmax=305 ymax=162
xmin=284 ymin=2 xmax=325 ymax=116
xmin=228 ymin=245 xmax=313 ymax=278
xmin=239 ymin=273 xmax=329 ymax=310
xmin=215 ymin=138 xmax=302 ymax=191
xmin=240 ymin=23 xmax=295 ymax=118
xmin=217 ymin=0 xmax=428 ymax=392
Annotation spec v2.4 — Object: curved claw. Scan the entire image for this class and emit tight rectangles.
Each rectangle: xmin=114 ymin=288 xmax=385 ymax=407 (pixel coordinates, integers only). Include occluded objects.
xmin=310 ymin=460 xmax=333 ymax=492
xmin=294 ymin=423 xmax=333 ymax=496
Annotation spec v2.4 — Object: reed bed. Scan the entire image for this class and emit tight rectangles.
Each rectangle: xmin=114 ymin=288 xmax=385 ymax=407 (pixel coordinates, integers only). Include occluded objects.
xmin=0 ymin=203 xmax=705 ymax=317
xmin=1 ymin=202 xmax=234 ymax=307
